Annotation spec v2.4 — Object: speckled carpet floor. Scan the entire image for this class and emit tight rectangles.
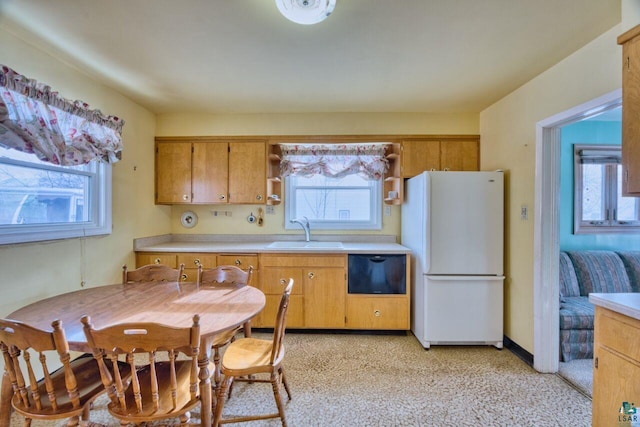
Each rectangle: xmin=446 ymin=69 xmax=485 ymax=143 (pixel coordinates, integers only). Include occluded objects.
xmin=11 ymin=332 xmax=592 ymax=427
xmin=558 ymin=358 xmax=593 ymax=398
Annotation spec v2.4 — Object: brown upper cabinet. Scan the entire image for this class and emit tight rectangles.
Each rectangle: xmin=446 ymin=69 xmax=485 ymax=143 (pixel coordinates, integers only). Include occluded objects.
xmin=402 ymin=138 xmax=480 ymax=178
xmin=618 ymin=25 xmax=640 ymax=196
xmin=156 ymin=135 xmax=478 ymax=205
xmin=155 ymin=138 xmax=266 ymax=204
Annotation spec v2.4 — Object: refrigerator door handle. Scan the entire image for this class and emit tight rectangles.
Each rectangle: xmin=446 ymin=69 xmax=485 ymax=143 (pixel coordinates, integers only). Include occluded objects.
xmin=426 ymin=275 xmax=505 ymax=281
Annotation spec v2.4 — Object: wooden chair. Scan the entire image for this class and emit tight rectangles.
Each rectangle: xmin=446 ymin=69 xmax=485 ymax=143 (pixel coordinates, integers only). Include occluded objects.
xmin=122 ymin=263 xmax=185 ymax=284
xmin=81 ymin=314 xmax=205 ymax=426
xmin=0 ymin=318 xmax=127 ymax=427
xmin=213 ymin=279 xmax=294 ymax=427
xmin=197 ymin=265 xmax=254 ymax=390
xmin=197 ymin=264 xmax=253 ymax=289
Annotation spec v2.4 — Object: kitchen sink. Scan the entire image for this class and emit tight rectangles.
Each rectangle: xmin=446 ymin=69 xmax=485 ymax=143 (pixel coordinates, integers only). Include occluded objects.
xmin=266 ymin=241 xmax=344 ymax=249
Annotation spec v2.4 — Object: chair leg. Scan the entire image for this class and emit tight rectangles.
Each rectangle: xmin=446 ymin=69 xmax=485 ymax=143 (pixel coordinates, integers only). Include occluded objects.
xmin=279 ymin=366 xmax=292 ymax=401
xmin=212 ymin=345 xmax=222 ymax=395
xmin=270 ymin=371 xmax=287 ymax=427
xmin=214 ymin=376 xmax=233 ymax=427
xmin=66 ymin=415 xmax=80 ymax=427
xmin=179 ymin=411 xmax=190 ymax=426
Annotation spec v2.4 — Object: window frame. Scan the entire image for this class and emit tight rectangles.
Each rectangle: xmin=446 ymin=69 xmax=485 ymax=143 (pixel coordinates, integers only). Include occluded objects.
xmin=573 ymin=144 xmax=640 ymax=234
xmin=0 ymin=152 xmax=112 ymax=245
xmin=284 ymin=174 xmax=382 ymax=231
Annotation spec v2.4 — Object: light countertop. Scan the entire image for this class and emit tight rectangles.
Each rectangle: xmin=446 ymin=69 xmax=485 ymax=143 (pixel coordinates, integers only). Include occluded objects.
xmin=134 ymin=234 xmax=411 ymax=254
xmin=589 ymin=293 xmax=640 ymax=321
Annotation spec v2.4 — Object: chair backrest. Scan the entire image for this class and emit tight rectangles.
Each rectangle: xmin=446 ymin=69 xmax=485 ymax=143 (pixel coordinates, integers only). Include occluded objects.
xmin=0 ymin=318 xmax=82 ymax=413
xmin=196 ymin=264 xmax=253 ymax=287
xmin=270 ymin=279 xmax=294 ymax=365
xmin=81 ymin=314 xmax=200 ymax=419
xmin=122 ymin=263 xmax=185 ymax=284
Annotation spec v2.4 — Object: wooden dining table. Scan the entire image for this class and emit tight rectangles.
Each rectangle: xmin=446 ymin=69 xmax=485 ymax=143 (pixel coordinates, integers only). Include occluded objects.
xmin=0 ymin=280 xmax=265 ymax=427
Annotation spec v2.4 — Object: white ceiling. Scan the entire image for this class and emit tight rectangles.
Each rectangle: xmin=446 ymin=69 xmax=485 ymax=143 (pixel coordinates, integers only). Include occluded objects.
xmin=0 ymin=0 xmax=621 ymax=115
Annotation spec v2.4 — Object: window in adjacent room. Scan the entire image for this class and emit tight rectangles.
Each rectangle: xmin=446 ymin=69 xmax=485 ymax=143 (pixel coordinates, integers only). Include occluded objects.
xmin=282 ymin=143 xmax=388 ymax=230
xmin=574 ymin=144 xmax=640 ymax=233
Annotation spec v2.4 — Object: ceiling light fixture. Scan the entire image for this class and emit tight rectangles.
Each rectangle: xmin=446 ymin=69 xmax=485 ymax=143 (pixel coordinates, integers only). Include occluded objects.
xmin=275 ymin=0 xmax=336 ymax=25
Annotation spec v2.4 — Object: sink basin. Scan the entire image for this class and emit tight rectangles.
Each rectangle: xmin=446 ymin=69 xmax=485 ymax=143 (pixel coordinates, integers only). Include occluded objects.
xmin=267 ymin=241 xmax=344 ymax=249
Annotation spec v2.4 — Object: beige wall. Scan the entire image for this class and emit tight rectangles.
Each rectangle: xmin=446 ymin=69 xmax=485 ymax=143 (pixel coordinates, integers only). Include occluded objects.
xmin=479 ymin=24 xmax=625 ymax=353
xmin=0 ymin=27 xmax=166 ymax=319
xmin=157 ymin=112 xmax=479 ymax=237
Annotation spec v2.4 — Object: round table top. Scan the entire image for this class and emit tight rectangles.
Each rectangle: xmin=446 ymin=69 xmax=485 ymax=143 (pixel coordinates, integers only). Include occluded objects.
xmin=7 ymin=281 xmax=265 ymax=352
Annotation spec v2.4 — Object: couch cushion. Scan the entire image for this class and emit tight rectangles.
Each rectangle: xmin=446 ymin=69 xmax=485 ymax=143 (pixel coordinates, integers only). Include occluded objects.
xmin=615 ymin=251 xmax=640 ymax=292
xmin=559 ymin=251 xmax=580 ymax=297
xmin=565 ymin=251 xmax=632 ymax=295
xmin=560 ymin=329 xmax=594 ymax=362
xmin=559 ymin=296 xmax=594 ymax=330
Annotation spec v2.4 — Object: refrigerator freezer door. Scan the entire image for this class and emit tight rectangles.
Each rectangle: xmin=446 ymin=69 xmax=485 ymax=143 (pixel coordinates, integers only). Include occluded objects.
xmin=427 ymin=171 xmax=503 ymax=275
xmin=415 ymin=275 xmax=504 ymax=349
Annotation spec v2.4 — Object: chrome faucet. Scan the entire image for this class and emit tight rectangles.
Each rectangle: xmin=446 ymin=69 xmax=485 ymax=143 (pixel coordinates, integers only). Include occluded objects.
xmin=290 ymin=216 xmax=311 ymax=242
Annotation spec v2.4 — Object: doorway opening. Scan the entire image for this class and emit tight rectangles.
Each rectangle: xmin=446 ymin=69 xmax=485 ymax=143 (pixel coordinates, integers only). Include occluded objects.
xmin=533 ymin=89 xmax=621 ymax=374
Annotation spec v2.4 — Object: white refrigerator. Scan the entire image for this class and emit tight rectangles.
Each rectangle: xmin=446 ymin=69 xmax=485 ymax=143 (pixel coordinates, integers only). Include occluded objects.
xmin=401 ymin=171 xmax=504 ymax=349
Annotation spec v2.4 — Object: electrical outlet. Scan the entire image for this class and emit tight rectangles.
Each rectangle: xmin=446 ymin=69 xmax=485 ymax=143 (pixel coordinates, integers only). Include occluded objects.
xmin=520 ymin=205 xmax=528 ymax=220
xmin=266 ymin=206 xmax=275 ymax=215
xmin=384 ymin=205 xmax=391 ymax=216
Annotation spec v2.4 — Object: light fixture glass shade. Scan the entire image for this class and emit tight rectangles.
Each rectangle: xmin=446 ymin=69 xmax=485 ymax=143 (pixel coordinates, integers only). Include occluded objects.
xmin=275 ymin=0 xmax=336 ymax=25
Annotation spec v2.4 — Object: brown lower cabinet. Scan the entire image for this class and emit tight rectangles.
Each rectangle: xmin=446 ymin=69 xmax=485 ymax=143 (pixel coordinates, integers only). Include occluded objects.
xmin=135 ymin=251 xmax=410 ymax=330
xmin=592 ymin=305 xmax=640 ymax=426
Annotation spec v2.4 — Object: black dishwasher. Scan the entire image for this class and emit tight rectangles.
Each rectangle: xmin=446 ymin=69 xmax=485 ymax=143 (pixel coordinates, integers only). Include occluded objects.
xmin=348 ymin=254 xmax=406 ymax=294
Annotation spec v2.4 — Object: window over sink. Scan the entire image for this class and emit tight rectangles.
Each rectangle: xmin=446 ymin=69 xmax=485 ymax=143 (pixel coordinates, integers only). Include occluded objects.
xmin=281 ymin=143 xmax=386 ymax=230
xmin=285 ymin=173 xmax=381 ymax=230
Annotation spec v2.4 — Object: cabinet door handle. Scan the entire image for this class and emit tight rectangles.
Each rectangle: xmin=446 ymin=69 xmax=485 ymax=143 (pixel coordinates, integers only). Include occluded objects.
xmin=374 ymin=310 xmax=381 ymax=317
xmin=594 ymin=357 xmax=598 ymax=369
xmin=256 ymin=195 xmax=263 ymax=201
xmin=308 ymin=272 xmax=315 ymax=279
xmin=182 ymin=194 xmax=189 ymax=201
xmin=219 ymin=194 xmax=226 ymax=200
xmin=154 ymin=258 xmax=161 ymax=264
xmin=181 ymin=274 xmax=188 ymax=281
xmin=280 ymin=278 xmax=287 ymax=285
xmin=235 ymin=259 xmax=242 ymax=266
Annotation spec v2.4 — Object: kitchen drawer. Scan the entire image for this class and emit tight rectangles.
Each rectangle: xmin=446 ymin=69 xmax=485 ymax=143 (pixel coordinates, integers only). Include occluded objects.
xmin=261 ymin=268 xmax=303 ymax=294
xmin=177 ymin=253 xmax=218 ymax=269
xmin=261 ymin=254 xmax=346 ymax=268
xmin=345 ymin=295 xmax=409 ymax=330
xmin=597 ymin=307 xmax=640 ymax=361
xmin=218 ymin=254 xmax=258 ymax=270
xmin=136 ymin=253 xmax=177 ymax=268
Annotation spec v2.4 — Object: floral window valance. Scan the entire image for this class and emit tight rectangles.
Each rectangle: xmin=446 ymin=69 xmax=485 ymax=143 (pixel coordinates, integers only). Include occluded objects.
xmin=0 ymin=65 xmax=124 ymax=166
xmin=280 ymin=143 xmax=389 ymax=180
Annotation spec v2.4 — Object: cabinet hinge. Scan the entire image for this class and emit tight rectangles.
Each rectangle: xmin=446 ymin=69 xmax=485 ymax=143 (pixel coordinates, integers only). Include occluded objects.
xmin=594 ymin=357 xmax=598 ymax=369
xmin=627 ymin=56 xmax=631 ymax=71
xmin=625 ymin=169 xmax=629 ymax=183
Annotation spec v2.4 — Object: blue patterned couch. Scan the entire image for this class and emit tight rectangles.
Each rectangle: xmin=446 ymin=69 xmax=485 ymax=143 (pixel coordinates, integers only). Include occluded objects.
xmin=559 ymin=250 xmax=640 ymax=362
